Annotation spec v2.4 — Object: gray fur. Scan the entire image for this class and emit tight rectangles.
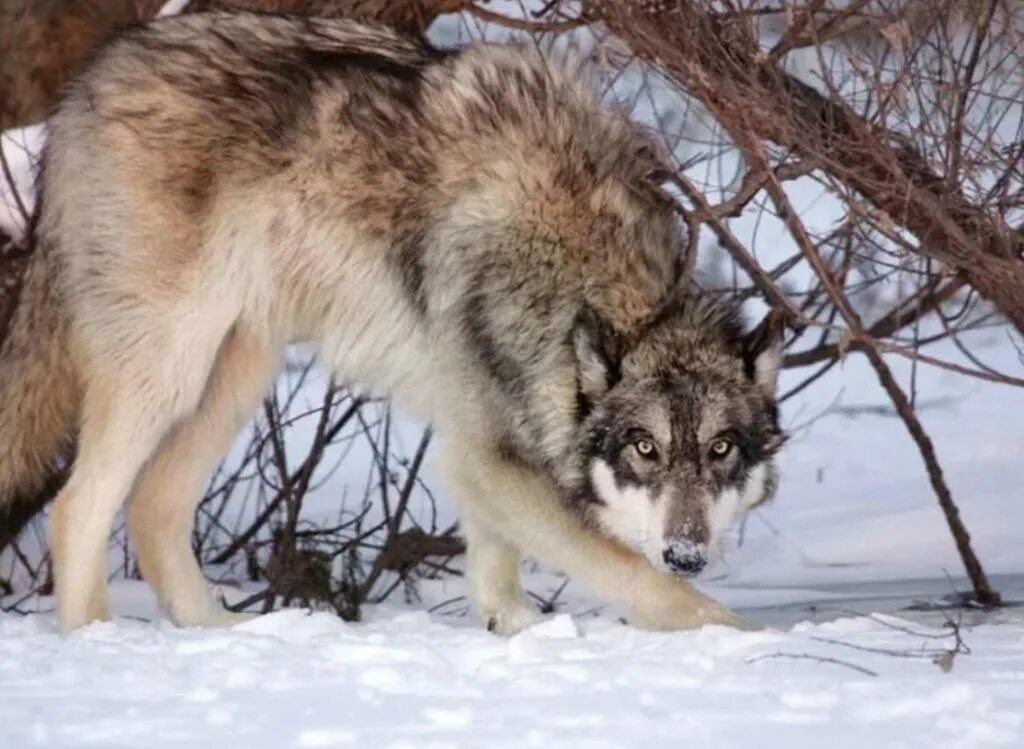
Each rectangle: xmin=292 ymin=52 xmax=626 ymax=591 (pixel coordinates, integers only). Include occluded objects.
xmin=0 ymin=12 xmax=784 ymax=634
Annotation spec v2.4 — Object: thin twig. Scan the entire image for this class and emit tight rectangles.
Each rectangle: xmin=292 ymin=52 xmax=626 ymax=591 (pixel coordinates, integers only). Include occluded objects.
xmin=746 ymin=651 xmax=878 ymax=677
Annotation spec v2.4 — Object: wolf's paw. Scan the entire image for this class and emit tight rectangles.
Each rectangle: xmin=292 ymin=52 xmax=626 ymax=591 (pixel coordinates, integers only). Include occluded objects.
xmin=59 ymin=605 xmax=113 ymax=635
xmin=694 ymin=602 xmax=758 ymax=631
xmin=483 ymin=599 xmax=543 ymax=637
xmin=208 ymin=609 xmax=255 ymax=628
xmin=172 ymin=604 xmax=254 ymax=629
xmin=629 ymin=573 xmax=754 ymax=632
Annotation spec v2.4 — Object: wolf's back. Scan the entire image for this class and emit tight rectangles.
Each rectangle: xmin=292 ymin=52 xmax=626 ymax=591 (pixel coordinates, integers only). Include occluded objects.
xmin=0 ymin=242 xmax=78 ymax=514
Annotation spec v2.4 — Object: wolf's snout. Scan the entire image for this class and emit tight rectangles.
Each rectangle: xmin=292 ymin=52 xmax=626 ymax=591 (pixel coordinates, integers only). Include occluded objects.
xmin=662 ymin=544 xmax=707 ymax=575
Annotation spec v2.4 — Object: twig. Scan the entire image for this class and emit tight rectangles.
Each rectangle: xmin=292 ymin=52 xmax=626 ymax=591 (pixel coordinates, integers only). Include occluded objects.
xmin=465 ymin=3 xmax=585 ymax=33
xmin=745 ymin=138 xmax=1001 ymax=606
xmin=746 ymin=651 xmax=878 ymax=677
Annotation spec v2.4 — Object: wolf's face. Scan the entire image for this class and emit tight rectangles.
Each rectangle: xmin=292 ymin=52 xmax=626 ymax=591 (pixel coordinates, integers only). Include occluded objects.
xmin=574 ymin=300 xmax=786 ymax=575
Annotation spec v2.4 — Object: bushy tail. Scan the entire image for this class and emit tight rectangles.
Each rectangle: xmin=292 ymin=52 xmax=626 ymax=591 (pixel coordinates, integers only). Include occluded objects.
xmin=0 ymin=244 xmax=79 ymax=519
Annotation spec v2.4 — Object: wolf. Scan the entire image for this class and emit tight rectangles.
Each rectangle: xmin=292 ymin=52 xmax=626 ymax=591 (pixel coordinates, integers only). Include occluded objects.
xmin=0 ymin=12 xmax=786 ymax=635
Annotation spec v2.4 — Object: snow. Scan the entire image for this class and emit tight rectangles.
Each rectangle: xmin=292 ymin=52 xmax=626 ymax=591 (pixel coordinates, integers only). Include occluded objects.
xmin=0 ymin=124 xmax=44 ymax=238
xmin=3 ymin=592 xmax=1023 ymax=748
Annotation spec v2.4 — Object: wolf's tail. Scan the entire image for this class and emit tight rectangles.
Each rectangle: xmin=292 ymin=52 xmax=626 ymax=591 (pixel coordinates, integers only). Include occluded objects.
xmin=0 ymin=242 xmax=78 ymax=516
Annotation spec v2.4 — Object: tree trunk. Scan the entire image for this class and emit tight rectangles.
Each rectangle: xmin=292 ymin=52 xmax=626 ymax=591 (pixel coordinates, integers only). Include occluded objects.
xmin=0 ymin=0 xmax=167 ymax=132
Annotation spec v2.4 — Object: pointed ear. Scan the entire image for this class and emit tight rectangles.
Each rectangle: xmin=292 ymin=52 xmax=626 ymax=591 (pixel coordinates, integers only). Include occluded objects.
xmin=645 ymin=162 xmax=675 ymax=186
xmin=573 ymin=305 xmax=622 ymax=402
xmin=743 ymin=308 xmax=786 ymax=394
xmin=629 ymin=128 xmax=675 ymax=186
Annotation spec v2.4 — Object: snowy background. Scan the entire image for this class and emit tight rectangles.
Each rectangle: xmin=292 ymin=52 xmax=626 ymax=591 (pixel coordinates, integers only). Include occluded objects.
xmin=2 ymin=2 xmax=1024 ymax=747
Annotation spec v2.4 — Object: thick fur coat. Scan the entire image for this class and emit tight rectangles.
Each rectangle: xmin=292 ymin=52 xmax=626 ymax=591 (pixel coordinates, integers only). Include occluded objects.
xmin=0 ymin=12 xmax=784 ymax=634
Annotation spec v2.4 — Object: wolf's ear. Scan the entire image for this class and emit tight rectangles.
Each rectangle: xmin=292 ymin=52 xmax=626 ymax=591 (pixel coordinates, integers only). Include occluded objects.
xmin=573 ymin=305 xmax=622 ymax=402
xmin=629 ymin=129 xmax=675 ymax=186
xmin=742 ymin=308 xmax=786 ymax=394
xmin=644 ymin=162 xmax=675 ymax=186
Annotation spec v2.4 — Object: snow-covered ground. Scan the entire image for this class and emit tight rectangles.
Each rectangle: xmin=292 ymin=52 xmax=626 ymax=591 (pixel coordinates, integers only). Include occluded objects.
xmin=3 ymin=585 xmax=1024 ymax=749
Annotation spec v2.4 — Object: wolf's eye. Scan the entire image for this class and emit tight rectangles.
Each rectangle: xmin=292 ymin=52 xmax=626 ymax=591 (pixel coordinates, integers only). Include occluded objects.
xmin=709 ymin=438 xmax=733 ymax=459
xmin=634 ymin=439 xmax=658 ymax=460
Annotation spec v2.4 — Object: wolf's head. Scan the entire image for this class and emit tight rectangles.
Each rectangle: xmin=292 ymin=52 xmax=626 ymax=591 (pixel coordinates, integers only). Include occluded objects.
xmin=574 ymin=294 xmax=786 ymax=576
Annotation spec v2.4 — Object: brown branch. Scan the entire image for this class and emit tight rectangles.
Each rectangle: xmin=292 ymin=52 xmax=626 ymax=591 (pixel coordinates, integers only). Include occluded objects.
xmin=589 ymin=1 xmax=1024 ymax=335
xmin=864 ymin=352 xmax=1001 ymax=606
xmin=376 ymin=527 xmax=462 ymax=573
xmin=746 ymin=139 xmax=1001 ymax=606
xmin=702 ymin=161 xmax=814 ymax=220
xmin=784 ymin=278 xmax=966 ymax=368
xmin=208 ymin=396 xmax=364 ymax=565
xmin=670 ymin=171 xmax=806 ymax=329
xmin=766 ymin=0 xmax=873 ymax=62
xmin=359 ymin=427 xmax=432 ymax=599
xmin=871 ymin=340 xmax=1024 ymax=389
xmin=464 ymin=3 xmax=585 ymax=33
xmin=946 ymin=0 xmax=999 ymax=188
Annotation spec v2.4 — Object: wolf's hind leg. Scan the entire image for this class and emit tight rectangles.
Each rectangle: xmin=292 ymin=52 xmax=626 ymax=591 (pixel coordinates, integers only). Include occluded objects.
xmin=460 ymin=517 xmax=541 ymax=636
xmin=126 ymin=325 xmax=278 ymax=628
xmin=50 ymin=316 xmax=235 ymax=633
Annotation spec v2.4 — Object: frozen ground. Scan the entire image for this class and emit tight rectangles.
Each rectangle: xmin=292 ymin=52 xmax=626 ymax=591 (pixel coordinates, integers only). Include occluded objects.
xmin=2 ymin=582 xmax=1024 ymax=749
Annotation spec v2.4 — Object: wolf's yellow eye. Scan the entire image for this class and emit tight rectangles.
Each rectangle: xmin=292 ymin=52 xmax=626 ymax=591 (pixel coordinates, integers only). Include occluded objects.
xmin=634 ymin=439 xmax=657 ymax=459
xmin=709 ymin=438 xmax=733 ymax=458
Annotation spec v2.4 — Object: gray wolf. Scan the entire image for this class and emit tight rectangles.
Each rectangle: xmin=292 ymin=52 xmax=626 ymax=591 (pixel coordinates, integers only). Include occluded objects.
xmin=0 ymin=12 xmax=785 ymax=634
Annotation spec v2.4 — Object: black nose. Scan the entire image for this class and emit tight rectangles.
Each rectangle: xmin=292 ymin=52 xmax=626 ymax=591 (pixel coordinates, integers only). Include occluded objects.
xmin=663 ymin=547 xmax=707 ymax=575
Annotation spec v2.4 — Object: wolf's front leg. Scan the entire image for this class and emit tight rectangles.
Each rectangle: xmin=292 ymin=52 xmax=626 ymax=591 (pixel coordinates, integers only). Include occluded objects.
xmin=439 ymin=439 xmax=747 ymax=631
xmin=461 ymin=517 xmax=542 ymax=635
